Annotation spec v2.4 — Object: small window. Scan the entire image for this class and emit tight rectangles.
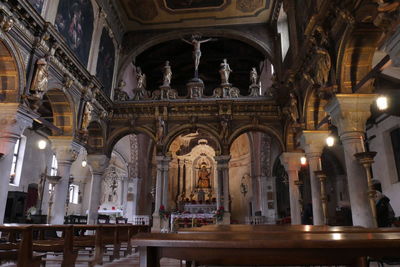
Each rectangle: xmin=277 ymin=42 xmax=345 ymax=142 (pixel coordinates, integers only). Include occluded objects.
xmin=50 ymin=154 xmax=58 ymax=176
xmin=9 ymin=136 xmax=26 ymax=186
xmin=390 ymin=128 xmax=400 ymax=181
xmin=69 ymin=184 xmax=79 ymax=204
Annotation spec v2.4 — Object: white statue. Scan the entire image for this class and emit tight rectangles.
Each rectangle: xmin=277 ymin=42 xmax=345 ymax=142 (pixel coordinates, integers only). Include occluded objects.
xmin=162 ymin=61 xmax=172 ymax=87
xmin=219 ymin=58 xmax=232 ymax=84
xmin=182 ymin=35 xmax=214 ymax=77
xmin=250 ymin=67 xmax=258 ymax=85
xmin=136 ymin=67 xmax=146 ymax=89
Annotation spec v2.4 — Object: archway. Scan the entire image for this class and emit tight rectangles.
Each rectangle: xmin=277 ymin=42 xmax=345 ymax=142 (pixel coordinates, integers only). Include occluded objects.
xmin=229 ymin=130 xmax=283 ymax=224
xmin=0 ymin=39 xmax=21 ymax=103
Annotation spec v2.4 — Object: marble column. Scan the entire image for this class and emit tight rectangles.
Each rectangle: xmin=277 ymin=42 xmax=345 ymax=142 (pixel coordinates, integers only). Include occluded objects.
xmin=125 ymin=177 xmax=140 ymax=222
xmin=215 ymin=155 xmax=231 ymax=224
xmin=162 ymin=156 xmax=171 ymax=209
xmin=49 ymin=137 xmax=80 ymax=224
xmin=300 ymin=131 xmax=330 ymax=225
xmin=152 ymin=156 xmax=164 ymax=232
xmin=0 ymin=104 xmax=33 ymax=224
xmin=86 ymin=154 xmax=110 ymax=224
xmin=257 ymin=176 xmax=268 ymax=216
xmin=325 ymin=94 xmax=376 ymax=227
xmin=280 ymin=152 xmax=304 ymax=225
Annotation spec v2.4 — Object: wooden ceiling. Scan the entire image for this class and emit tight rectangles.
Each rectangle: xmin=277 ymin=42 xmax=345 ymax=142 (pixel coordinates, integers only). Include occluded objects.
xmin=114 ymin=0 xmax=275 ymax=31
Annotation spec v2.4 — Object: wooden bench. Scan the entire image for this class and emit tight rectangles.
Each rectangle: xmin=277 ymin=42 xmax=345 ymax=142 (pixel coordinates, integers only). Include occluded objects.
xmin=133 ymin=227 xmax=400 ymax=267
xmin=0 ymin=225 xmax=43 ymax=267
xmin=31 ymin=224 xmax=77 ymax=267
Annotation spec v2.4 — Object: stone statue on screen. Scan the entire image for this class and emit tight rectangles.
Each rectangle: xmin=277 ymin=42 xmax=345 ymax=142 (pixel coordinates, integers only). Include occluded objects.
xmin=162 ymin=61 xmax=172 ymax=87
xmin=219 ymin=58 xmax=232 ymax=84
xmin=136 ymin=67 xmax=146 ymax=89
xmin=197 ymin=163 xmax=211 ymax=188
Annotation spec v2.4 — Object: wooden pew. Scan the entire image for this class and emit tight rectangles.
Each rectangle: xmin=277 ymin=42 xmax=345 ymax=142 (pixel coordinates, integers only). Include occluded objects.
xmin=133 ymin=228 xmax=400 ymax=267
xmin=31 ymin=224 xmax=77 ymax=267
xmin=0 ymin=225 xmax=42 ymax=267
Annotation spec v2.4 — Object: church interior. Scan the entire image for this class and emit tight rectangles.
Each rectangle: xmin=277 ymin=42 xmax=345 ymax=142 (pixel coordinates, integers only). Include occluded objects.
xmin=0 ymin=0 xmax=400 ymax=266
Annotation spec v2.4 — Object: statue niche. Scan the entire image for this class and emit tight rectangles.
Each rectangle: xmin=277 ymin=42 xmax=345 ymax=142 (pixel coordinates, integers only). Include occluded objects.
xmin=197 ymin=162 xmax=211 ymax=189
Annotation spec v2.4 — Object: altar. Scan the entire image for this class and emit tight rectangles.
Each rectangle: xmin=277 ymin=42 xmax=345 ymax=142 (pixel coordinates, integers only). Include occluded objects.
xmin=170 ymin=213 xmax=215 ymax=231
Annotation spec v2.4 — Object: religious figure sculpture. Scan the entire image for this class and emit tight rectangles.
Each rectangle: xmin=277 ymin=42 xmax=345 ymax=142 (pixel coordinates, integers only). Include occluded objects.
xmin=155 ymin=116 xmax=165 ymax=145
xmin=81 ymin=101 xmax=93 ymax=131
xmin=136 ymin=67 xmax=146 ymax=89
xmin=220 ymin=117 xmax=229 ymax=142
xmin=314 ymin=47 xmax=331 ymax=86
xmin=197 ymin=163 xmax=211 ymax=188
xmin=162 ymin=61 xmax=172 ymax=87
xmin=219 ymin=58 xmax=232 ymax=84
xmin=30 ymin=58 xmax=49 ymax=99
xmin=250 ymin=67 xmax=258 ymax=85
xmin=288 ymin=92 xmax=299 ymax=123
xmin=114 ymin=80 xmax=129 ymax=101
xmin=182 ymin=35 xmax=214 ymax=78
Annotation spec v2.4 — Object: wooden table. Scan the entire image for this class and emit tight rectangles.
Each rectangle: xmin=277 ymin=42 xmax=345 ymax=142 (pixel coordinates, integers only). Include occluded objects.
xmin=133 ymin=229 xmax=400 ymax=267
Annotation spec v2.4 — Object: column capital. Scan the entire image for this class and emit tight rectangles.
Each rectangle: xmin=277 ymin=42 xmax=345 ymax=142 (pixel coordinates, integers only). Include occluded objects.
xmin=280 ymin=152 xmax=304 ymax=172
xmin=325 ymin=94 xmax=377 ymax=136
xmin=0 ymin=104 xmax=34 ymax=155
xmin=87 ymin=154 xmax=110 ymax=175
xmin=214 ymin=155 xmax=231 ymax=169
xmin=50 ymin=137 xmax=81 ymax=165
xmin=299 ymin=130 xmax=330 ymax=157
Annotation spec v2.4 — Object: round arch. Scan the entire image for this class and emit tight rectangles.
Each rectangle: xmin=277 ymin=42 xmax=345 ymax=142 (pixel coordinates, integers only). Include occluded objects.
xmin=0 ymin=37 xmax=25 ymax=103
xmin=303 ymin=87 xmax=328 ymax=130
xmin=105 ymin=126 xmax=155 ymax=157
xmin=45 ymin=87 xmax=76 ymax=136
xmin=228 ymin=124 xmax=284 ymax=153
xmin=163 ymin=124 xmax=222 ymax=155
xmin=118 ymin=28 xmax=275 ymax=82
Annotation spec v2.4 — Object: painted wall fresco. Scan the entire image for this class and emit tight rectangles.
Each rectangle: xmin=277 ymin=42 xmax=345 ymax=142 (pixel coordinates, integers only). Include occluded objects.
xmin=165 ymin=0 xmax=224 ymax=10
xmin=96 ymin=28 xmax=115 ymax=97
xmin=28 ymin=0 xmax=44 ymax=13
xmin=55 ymin=0 xmax=94 ymax=66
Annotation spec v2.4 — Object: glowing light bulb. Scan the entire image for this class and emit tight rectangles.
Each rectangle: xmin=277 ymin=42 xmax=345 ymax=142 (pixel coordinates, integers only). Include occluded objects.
xmin=376 ymin=96 xmax=388 ymax=111
xmin=326 ymin=136 xmax=335 ymax=147
xmin=81 ymin=160 xmax=87 ymax=167
xmin=38 ymin=140 xmax=47 ymax=150
xmin=300 ymin=156 xmax=307 ymax=165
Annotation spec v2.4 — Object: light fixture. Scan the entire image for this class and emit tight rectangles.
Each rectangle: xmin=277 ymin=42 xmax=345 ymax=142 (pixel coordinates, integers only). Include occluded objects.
xmin=376 ymin=96 xmax=388 ymax=111
xmin=326 ymin=136 xmax=335 ymax=147
xmin=38 ymin=140 xmax=47 ymax=150
xmin=300 ymin=156 xmax=307 ymax=165
xmin=81 ymin=160 xmax=87 ymax=167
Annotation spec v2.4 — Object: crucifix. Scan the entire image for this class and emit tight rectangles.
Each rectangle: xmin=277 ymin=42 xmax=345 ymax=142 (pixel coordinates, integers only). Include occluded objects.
xmin=182 ymin=34 xmax=216 ymax=78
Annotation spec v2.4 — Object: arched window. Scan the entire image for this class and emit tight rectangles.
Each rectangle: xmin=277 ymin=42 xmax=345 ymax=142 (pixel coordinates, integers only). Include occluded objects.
xmin=9 ymin=135 xmax=27 ymax=186
xmin=277 ymin=7 xmax=289 ymax=61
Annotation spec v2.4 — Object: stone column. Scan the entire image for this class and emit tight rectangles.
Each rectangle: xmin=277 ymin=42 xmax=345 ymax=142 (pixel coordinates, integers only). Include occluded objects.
xmin=152 ymin=156 xmax=164 ymax=232
xmin=49 ymin=137 xmax=80 ymax=224
xmin=300 ymin=130 xmax=330 ymax=225
xmin=325 ymin=94 xmax=376 ymax=227
xmin=257 ymin=176 xmax=268 ymax=216
xmin=215 ymin=155 xmax=231 ymax=224
xmin=87 ymin=154 xmax=110 ymax=224
xmin=162 ymin=156 xmax=171 ymax=209
xmin=280 ymin=152 xmax=304 ymax=225
xmin=126 ymin=177 xmax=140 ymax=222
xmin=0 ymin=104 xmax=33 ymax=224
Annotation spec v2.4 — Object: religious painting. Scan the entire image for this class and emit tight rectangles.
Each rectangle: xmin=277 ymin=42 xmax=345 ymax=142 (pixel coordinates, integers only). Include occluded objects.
xmin=164 ymin=0 xmax=225 ymax=10
xmin=55 ymin=0 xmax=94 ymax=66
xmin=96 ymin=28 xmax=115 ymax=97
xmin=197 ymin=161 xmax=211 ymax=189
xmin=28 ymin=0 xmax=44 ymax=13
